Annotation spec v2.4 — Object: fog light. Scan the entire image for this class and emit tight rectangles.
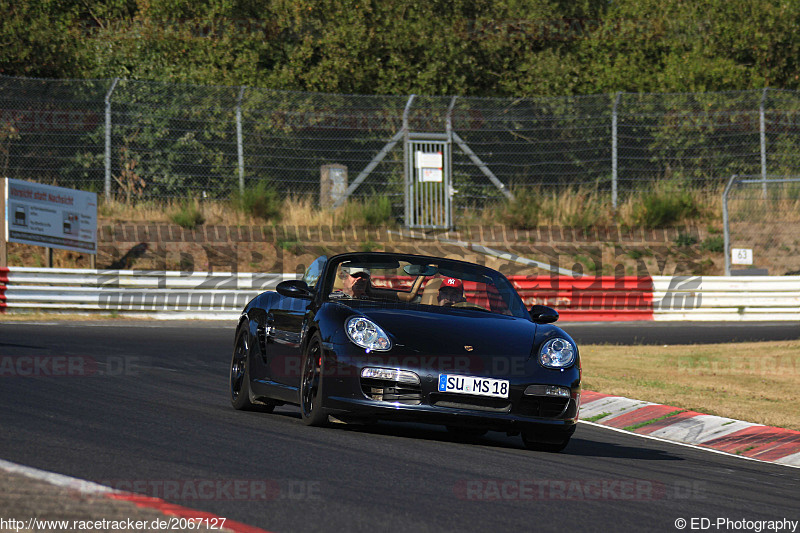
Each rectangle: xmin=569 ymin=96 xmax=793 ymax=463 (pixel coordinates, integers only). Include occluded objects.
xmin=545 ymin=386 xmax=571 ymax=397
xmin=361 ymin=367 xmax=420 ymax=384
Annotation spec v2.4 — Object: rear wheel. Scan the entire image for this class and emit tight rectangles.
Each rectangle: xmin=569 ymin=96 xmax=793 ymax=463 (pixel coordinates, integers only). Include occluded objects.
xmin=300 ymin=333 xmax=328 ymax=426
xmin=521 ymin=426 xmax=574 ymax=452
xmin=230 ymin=328 xmax=275 ymax=412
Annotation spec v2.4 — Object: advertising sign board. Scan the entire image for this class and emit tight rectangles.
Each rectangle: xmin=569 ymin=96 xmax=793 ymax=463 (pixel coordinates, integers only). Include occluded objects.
xmin=4 ymin=179 xmax=97 ymax=254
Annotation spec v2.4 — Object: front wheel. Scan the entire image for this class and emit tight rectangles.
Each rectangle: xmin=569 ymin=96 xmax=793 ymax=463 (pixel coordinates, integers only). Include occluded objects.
xmin=300 ymin=333 xmax=328 ymax=426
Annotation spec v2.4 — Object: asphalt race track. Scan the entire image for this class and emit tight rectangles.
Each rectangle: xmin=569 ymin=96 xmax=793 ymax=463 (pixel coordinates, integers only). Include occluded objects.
xmin=0 ymin=320 xmax=798 ymax=532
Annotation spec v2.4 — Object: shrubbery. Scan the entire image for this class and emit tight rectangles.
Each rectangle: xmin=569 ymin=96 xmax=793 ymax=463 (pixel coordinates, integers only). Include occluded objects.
xmin=232 ymin=182 xmax=283 ymax=222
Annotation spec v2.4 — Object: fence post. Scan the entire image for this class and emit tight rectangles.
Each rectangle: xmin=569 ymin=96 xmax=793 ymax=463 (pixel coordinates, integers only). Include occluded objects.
xmin=612 ymin=92 xmax=621 ymax=211
xmin=760 ymin=87 xmax=768 ymax=198
xmin=0 ymin=178 xmax=6 ymax=268
xmin=722 ymin=174 xmax=737 ymax=276
xmin=237 ymin=86 xmax=246 ymax=196
xmin=402 ymin=94 xmax=415 ymax=226
xmin=104 ymin=77 xmax=120 ymax=201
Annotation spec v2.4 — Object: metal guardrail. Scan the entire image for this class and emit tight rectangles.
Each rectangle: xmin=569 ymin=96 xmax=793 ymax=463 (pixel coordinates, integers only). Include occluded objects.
xmin=1 ymin=268 xmax=799 ymax=321
xmin=652 ymin=276 xmax=800 ymax=321
xmin=0 ymin=267 xmax=299 ymax=320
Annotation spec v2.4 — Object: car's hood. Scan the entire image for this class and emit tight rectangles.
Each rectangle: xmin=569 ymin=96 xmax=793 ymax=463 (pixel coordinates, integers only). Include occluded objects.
xmin=346 ymin=304 xmax=538 ymax=358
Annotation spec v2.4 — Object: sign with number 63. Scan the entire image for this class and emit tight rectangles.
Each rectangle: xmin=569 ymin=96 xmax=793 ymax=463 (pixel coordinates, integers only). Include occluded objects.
xmin=731 ymin=248 xmax=753 ymax=265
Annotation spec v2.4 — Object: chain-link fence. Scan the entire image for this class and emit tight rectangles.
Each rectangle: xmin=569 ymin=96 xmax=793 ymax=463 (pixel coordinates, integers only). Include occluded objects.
xmin=723 ymin=175 xmax=800 ymax=276
xmin=3 ymin=75 xmax=800 ymax=213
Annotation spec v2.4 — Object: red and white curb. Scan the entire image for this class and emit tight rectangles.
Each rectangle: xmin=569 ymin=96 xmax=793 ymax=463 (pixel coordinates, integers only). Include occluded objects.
xmin=580 ymin=391 xmax=800 ymax=467
xmin=0 ymin=459 xmax=273 ymax=533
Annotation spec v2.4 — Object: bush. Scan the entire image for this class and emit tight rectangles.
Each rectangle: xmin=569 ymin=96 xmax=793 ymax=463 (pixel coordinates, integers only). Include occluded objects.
xmin=701 ymin=235 xmax=725 ymax=253
xmin=232 ymin=181 xmax=283 ymax=222
xmin=675 ymin=232 xmax=698 ymax=247
xmin=499 ymin=188 xmax=540 ymax=229
xmin=340 ymin=196 xmax=394 ymax=227
xmin=632 ymin=187 xmax=701 ymax=227
xmin=169 ymin=200 xmax=205 ymax=229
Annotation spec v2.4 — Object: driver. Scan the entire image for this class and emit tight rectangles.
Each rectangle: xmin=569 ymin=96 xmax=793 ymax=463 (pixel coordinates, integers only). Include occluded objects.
xmin=437 ymin=277 xmax=466 ymax=306
xmin=337 ymin=265 xmax=371 ymax=298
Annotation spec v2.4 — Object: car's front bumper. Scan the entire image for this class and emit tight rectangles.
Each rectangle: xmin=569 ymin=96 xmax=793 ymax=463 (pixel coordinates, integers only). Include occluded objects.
xmin=323 ymin=393 xmax=580 ymax=432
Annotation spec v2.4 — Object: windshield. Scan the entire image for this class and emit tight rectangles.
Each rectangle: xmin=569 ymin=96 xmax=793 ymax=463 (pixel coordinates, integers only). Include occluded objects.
xmin=324 ymin=255 xmax=529 ymax=319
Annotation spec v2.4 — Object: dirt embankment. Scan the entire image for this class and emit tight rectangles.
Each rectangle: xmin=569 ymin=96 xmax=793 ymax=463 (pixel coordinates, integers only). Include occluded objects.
xmin=6 ymin=223 xmax=742 ymax=277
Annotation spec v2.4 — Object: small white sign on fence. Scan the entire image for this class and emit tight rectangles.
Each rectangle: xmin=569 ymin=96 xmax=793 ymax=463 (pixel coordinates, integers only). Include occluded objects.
xmin=731 ymin=248 xmax=753 ymax=265
xmin=415 ymin=151 xmax=442 ymax=169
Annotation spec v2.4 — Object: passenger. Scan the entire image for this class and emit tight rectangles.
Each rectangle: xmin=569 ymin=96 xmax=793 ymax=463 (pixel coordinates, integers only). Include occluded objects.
xmin=437 ymin=277 xmax=466 ymax=306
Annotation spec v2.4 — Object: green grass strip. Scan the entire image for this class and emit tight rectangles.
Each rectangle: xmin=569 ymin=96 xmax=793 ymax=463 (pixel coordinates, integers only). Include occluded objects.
xmin=583 ymin=412 xmax=613 ymax=422
xmin=623 ymin=410 xmax=686 ymax=432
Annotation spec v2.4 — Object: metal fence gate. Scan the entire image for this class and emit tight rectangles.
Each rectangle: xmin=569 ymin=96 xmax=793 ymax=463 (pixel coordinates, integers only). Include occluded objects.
xmin=405 ymin=136 xmax=452 ymax=229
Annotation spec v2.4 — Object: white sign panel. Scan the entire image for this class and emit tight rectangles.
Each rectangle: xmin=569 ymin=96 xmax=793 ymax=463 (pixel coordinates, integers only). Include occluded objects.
xmin=415 ymin=151 xmax=442 ymax=169
xmin=419 ymin=168 xmax=443 ymax=182
xmin=5 ymin=179 xmax=97 ymax=254
xmin=731 ymin=248 xmax=753 ymax=265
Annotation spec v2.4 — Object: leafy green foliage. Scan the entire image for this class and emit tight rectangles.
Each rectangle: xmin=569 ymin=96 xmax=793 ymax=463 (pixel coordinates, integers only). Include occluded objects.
xmin=2 ymin=1 xmax=799 ymax=95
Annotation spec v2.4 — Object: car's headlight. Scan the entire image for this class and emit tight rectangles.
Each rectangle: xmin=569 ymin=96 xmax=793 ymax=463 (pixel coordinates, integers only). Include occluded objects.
xmin=538 ymin=337 xmax=576 ymax=368
xmin=346 ymin=317 xmax=392 ymax=352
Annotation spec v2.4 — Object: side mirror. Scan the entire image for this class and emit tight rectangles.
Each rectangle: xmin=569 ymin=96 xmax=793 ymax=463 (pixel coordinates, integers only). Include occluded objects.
xmin=276 ymin=280 xmax=314 ymax=300
xmin=529 ymin=304 xmax=559 ymax=324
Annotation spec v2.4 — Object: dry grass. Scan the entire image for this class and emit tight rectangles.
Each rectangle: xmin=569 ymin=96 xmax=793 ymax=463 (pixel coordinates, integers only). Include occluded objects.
xmin=445 ymin=185 xmax=722 ymax=229
xmin=581 ymin=341 xmax=800 ymax=431
xmin=98 ymin=196 xmax=396 ymax=228
xmin=99 ymin=197 xmax=259 ymax=226
xmin=96 ymin=186 xmax=724 ymax=228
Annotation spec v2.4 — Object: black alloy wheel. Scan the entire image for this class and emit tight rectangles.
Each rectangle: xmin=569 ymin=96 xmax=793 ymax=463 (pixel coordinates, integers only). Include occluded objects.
xmin=230 ymin=328 xmax=274 ymax=412
xmin=300 ymin=333 xmax=328 ymax=426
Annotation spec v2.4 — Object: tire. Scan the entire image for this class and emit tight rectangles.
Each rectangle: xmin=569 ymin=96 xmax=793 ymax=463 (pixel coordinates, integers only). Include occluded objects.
xmin=299 ymin=333 xmax=328 ymax=426
xmin=230 ymin=328 xmax=275 ymax=412
xmin=521 ymin=426 xmax=574 ymax=452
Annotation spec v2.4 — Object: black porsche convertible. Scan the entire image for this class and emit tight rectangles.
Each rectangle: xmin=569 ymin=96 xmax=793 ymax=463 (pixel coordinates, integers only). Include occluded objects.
xmin=229 ymin=252 xmax=581 ymax=451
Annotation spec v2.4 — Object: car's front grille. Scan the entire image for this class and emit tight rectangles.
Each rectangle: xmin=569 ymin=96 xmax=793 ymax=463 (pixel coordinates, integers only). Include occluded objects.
xmin=361 ymin=378 xmax=422 ymax=405
xmin=429 ymin=393 xmax=512 ymax=412
xmin=516 ymin=396 xmax=570 ymax=418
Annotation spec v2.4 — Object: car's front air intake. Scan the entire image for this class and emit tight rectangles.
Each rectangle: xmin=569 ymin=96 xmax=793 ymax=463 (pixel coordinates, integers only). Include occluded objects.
xmin=361 ymin=378 xmax=422 ymax=405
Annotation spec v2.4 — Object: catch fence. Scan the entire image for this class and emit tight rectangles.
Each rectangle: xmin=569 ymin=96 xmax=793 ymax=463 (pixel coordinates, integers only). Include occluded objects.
xmin=2 ymin=76 xmax=800 ymax=215
xmin=723 ymin=175 xmax=800 ymax=276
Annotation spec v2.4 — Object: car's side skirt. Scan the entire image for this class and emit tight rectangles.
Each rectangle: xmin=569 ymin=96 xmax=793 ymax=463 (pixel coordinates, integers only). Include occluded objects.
xmin=252 ymin=378 xmax=299 ymax=405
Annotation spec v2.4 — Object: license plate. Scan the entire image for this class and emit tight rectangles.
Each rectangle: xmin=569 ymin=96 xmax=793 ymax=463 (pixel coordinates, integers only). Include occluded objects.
xmin=438 ymin=374 xmax=509 ymax=399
